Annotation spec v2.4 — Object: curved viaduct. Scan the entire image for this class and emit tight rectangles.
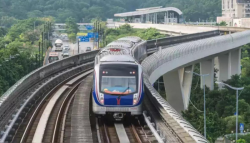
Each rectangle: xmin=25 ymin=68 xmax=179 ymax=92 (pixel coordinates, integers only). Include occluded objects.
xmin=142 ymin=30 xmax=248 ymax=113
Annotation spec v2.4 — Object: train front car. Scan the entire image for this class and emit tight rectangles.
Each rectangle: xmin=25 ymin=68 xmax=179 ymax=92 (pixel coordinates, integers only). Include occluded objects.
xmin=92 ymin=48 xmax=144 ymax=120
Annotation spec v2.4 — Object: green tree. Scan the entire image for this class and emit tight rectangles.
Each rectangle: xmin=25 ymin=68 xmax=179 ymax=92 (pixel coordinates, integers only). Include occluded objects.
xmin=0 ymin=16 xmax=18 ymax=28
xmin=224 ymin=116 xmax=244 ymax=133
xmin=237 ymin=139 xmax=246 ymax=143
xmin=27 ymin=10 xmax=43 ymax=18
xmin=136 ymin=28 xmax=166 ymax=40
xmin=241 ymin=58 xmax=250 ymax=77
xmin=242 ymin=50 xmax=249 ymax=59
xmin=0 ymin=27 xmax=7 ymax=37
xmin=219 ymin=21 xmax=227 ymax=26
xmin=104 ymin=24 xmax=166 ymax=45
xmin=0 ymin=17 xmax=51 ymax=96
xmin=65 ymin=17 xmax=79 ymax=34
xmin=68 ymin=33 xmax=76 ymax=43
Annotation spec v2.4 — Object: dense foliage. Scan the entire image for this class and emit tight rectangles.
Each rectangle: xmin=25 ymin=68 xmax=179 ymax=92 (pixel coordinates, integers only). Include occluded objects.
xmin=0 ymin=0 xmax=221 ymax=24
xmin=104 ymin=24 xmax=166 ymax=45
xmin=0 ymin=18 xmax=51 ymax=95
xmin=180 ymin=44 xmax=250 ymax=142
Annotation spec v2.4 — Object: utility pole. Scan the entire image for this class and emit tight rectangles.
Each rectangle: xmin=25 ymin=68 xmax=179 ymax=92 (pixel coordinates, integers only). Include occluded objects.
xmin=35 ymin=54 xmax=38 ymax=68
xmin=39 ymin=42 xmax=41 ymax=67
xmin=41 ymin=32 xmax=44 ymax=63
xmin=101 ymin=24 xmax=105 ymax=47
xmin=47 ymin=22 xmax=50 ymax=47
xmin=202 ymin=75 xmax=206 ymax=138
xmin=186 ymin=71 xmax=209 ymax=139
xmin=93 ymin=22 xmax=96 ymax=49
xmin=215 ymin=82 xmax=244 ymax=141
xmin=98 ymin=23 xmax=101 ymax=48
xmin=96 ymin=22 xmax=100 ymax=49
xmin=102 ymin=29 xmax=105 ymax=47
xmin=44 ymin=23 xmax=47 ymax=49
xmin=78 ymin=38 xmax=80 ymax=54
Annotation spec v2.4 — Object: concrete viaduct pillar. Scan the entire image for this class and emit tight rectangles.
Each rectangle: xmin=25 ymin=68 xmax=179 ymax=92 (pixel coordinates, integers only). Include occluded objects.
xmin=217 ymin=53 xmax=231 ymax=81
xmin=230 ymin=48 xmax=241 ymax=75
xmin=200 ymin=59 xmax=214 ymax=90
xmin=216 ymin=48 xmax=241 ymax=83
xmin=161 ymin=48 xmax=241 ymax=113
xmin=163 ymin=65 xmax=194 ymax=113
xmin=199 ymin=49 xmax=241 ymax=90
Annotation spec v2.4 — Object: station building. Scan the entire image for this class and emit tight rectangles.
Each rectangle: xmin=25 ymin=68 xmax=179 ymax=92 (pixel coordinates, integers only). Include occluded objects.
xmin=114 ymin=6 xmax=184 ymax=24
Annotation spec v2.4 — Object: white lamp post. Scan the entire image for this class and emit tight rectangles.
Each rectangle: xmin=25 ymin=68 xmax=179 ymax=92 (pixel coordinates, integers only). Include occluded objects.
xmin=186 ymin=71 xmax=209 ymax=138
xmin=215 ymin=81 xmax=244 ymax=141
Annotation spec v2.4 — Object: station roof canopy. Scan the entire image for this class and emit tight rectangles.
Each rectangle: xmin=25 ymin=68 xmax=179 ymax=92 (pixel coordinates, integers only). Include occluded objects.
xmin=114 ymin=6 xmax=183 ymax=17
xmin=54 ymin=23 xmax=93 ymax=25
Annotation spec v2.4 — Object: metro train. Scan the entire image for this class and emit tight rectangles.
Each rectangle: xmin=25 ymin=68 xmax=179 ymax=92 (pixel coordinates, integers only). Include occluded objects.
xmin=92 ymin=36 xmax=146 ymax=120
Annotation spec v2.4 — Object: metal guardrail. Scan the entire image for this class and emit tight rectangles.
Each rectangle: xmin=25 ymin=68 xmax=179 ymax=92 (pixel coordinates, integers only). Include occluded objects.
xmin=182 ymin=22 xmax=217 ymax=25
xmin=131 ymin=40 xmax=147 ymax=62
xmin=143 ymin=111 xmax=164 ymax=143
xmin=0 ymin=63 xmax=94 ymax=143
xmin=143 ymin=30 xmax=250 ymax=82
xmin=145 ymin=22 xmax=250 ymax=32
xmin=143 ymin=76 xmax=207 ymax=143
xmin=0 ymin=50 xmax=99 ymax=134
xmin=147 ymin=30 xmax=220 ymax=49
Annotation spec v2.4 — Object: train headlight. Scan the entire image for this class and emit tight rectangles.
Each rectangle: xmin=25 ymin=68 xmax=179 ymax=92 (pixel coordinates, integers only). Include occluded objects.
xmin=133 ymin=94 xmax=138 ymax=105
xmin=99 ymin=93 xmax=104 ymax=104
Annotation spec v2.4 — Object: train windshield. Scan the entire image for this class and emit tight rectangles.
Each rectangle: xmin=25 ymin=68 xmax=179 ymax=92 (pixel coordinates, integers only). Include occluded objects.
xmin=100 ymin=64 xmax=138 ymax=95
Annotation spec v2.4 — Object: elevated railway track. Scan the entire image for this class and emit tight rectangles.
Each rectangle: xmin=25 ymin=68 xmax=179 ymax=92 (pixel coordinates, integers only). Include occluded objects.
xmin=3 ymin=67 xmax=172 ymax=143
xmin=0 ymin=29 xmax=226 ymax=143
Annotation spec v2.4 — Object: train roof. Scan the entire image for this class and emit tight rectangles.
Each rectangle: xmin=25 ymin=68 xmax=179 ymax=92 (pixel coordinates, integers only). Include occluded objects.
xmin=118 ymin=36 xmax=142 ymax=43
xmin=98 ymin=47 xmax=131 ymax=60
xmin=107 ymin=40 xmax=133 ymax=48
xmin=100 ymin=55 xmax=135 ymax=62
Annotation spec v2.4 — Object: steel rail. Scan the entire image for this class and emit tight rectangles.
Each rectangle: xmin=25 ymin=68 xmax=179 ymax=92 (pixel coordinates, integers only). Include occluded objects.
xmin=103 ymin=122 xmax=110 ymax=143
xmin=131 ymin=124 xmax=142 ymax=143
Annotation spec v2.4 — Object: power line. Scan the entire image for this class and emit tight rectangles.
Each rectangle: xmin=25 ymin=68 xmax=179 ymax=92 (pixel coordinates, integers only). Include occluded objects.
xmin=189 ymin=97 xmax=203 ymax=112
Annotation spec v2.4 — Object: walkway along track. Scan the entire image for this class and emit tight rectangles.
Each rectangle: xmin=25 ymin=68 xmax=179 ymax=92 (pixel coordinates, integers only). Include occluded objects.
xmin=10 ymin=66 xmax=93 ymax=143
xmin=143 ymin=92 xmax=183 ymax=143
xmin=37 ymin=72 xmax=92 ymax=143
xmin=70 ymin=75 xmax=93 ymax=143
xmin=52 ymin=75 xmax=93 ymax=143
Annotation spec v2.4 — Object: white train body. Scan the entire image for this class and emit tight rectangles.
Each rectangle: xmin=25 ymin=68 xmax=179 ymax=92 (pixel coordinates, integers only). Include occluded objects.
xmin=92 ymin=36 xmax=146 ymax=118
